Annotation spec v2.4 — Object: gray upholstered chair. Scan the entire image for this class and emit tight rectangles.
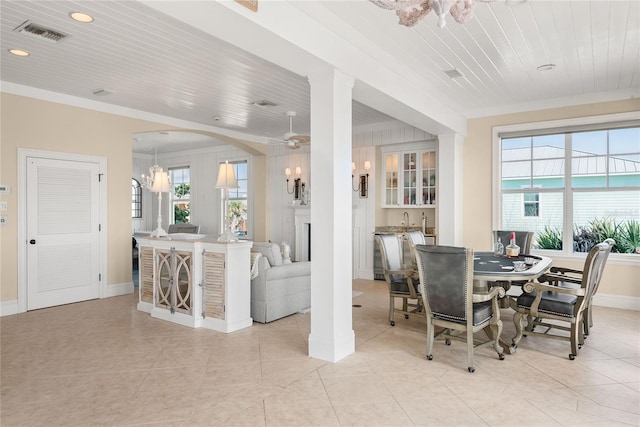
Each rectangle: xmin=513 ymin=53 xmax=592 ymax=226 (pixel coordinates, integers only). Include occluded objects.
xmin=493 ymin=230 xmax=534 ymax=255
xmin=402 ymin=230 xmax=426 ymax=268
xmin=167 ymin=223 xmax=200 ymax=234
xmin=415 ymin=245 xmax=505 ymax=373
xmin=512 ymin=240 xmax=611 ymax=360
xmin=375 ymin=234 xmax=424 ymax=326
xmin=537 ymin=238 xmax=614 ymax=338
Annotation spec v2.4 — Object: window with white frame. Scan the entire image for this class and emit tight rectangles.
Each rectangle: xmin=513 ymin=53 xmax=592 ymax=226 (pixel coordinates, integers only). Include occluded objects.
xmin=222 ymin=160 xmax=248 ymax=238
xmin=497 ymin=119 xmax=640 ymax=255
xmin=131 ymin=178 xmax=142 ymax=218
xmin=523 ymin=193 xmax=539 ymax=217
xmin=170 ymin=167 xmax=190 ymax=224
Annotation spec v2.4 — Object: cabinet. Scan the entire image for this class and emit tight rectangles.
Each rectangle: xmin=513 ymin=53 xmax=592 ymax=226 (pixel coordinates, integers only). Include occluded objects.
xmin=382 ymin=142 xmax=437 ymax=208
xmin=136 ymin=236 xmax=253 ymax=333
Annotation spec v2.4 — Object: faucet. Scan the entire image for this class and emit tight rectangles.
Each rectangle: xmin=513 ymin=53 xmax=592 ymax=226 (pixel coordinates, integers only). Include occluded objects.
xmin=403 ymin=211 xmax=409 ymax=227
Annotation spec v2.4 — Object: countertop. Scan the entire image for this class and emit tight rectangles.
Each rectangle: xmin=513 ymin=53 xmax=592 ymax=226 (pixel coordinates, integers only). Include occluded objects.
xmin=375 ymin=226 xmax=436 ymax=236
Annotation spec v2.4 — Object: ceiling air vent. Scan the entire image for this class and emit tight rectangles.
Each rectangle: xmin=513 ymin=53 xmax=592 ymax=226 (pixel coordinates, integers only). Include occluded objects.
xmin=13 ymin=20 xmax=69 ymax=43
xmin=92 ymin=88 xmax=113 ymax=97
xmin=251 ymin=99 xmax=278 ymax=107
xmin=444 ymin=68 xmax=464 ymax=79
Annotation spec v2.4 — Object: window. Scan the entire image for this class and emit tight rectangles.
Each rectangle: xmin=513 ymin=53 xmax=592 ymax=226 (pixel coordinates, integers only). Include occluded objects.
xmin=523 ymin=193 xmax=539 ymax=217
xmin=222 ymin=160 xmax=248 ymax=238
xmin=131 ymin=178 xmax=141 ymax=218
xmin=170 ymin=167 xmax=190 ymax=224
xmin=497 ymin=117 xmax=640 ymax=255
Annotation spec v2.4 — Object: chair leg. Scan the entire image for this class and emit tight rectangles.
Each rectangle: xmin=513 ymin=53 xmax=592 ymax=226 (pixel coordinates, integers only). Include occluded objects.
xmin=490 ymin=319 xmax=504 ymax=358
xmin=569 ymin=322 xmax=580 ymax=360
xmin=389 ymin=296 xmax=395 ymax=326
xmin=425 ymin=316 xmax=434 ymax=360
xmin=583 ymin=305 xmax=592 ymax=336
xmin=525 ymin=314 xmax=535 ymax=332
xmin=467 ymin=328 xmax=475 ymax=373
xmin=513 ymin=312 xmax=525 ymax=347
xmin=577 ymin=315 xmax=585 ymax=347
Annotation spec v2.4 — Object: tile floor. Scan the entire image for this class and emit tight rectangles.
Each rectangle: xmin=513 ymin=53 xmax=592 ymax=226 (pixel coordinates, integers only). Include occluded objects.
xmin=1 ymin=278 xmax=639 ymax=426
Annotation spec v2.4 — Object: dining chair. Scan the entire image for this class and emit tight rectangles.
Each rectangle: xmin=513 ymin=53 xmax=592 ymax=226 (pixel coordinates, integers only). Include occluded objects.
xmin=402 ymin=230 xmax=426 ymax=267
xmin=538 ymin=238 xmax=614 ymax=338
xmin=415 ymin=244 xmax=506 ymax=373
xmin=375 ymin=234 xmax=424 ymax=326
xmin=512 ymin=240 xmax=611 ymax=360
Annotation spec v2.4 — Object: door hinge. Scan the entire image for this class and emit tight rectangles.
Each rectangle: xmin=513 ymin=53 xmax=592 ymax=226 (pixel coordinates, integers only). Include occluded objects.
xmin=98 ymin=224 xmax=101 ymax=232
xmin=98 ymin=173 xmax=103 ymax=182
xmin=99 ymin=273 xmax=102 ymax=281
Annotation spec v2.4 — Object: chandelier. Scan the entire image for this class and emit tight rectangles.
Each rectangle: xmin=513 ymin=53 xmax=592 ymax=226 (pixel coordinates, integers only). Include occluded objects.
xmin=370 ymin=0 xmax=492 ymax=28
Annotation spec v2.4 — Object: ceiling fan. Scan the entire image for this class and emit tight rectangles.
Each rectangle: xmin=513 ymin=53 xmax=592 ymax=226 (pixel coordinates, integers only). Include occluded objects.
xmin=270 ymin=111 xmax=310 ymax=149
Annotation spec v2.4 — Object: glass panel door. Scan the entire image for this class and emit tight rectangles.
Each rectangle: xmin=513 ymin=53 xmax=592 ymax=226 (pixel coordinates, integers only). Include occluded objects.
xmin=384 ymin=154 xmax=399 ymax=206
xmin=422 ymin=151 xmax=436 ymax=205
xmin=403 ymin=153 xmax=417 ymax=205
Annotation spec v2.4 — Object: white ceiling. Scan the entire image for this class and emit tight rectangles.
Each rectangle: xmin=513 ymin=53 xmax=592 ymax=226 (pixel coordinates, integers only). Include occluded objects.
xmin=1 ymin=0 xmax=638 ymax=154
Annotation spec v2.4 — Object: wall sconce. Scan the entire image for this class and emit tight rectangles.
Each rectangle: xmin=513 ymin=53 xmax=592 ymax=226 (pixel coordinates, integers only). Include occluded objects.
xmin=285 ymin=166 xmax=305 ymax=201
xmin=352 ymin=161 xmax=371 ymax=198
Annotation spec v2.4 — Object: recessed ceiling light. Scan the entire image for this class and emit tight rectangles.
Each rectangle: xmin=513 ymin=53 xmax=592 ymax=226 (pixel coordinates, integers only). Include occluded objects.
xmin=69 ymin=12 xmax=94 ymax=23
xmin=8 ymin=49 xmax=30 ymax=57
xmin=536 ymin=63 xmax=556 ymax=71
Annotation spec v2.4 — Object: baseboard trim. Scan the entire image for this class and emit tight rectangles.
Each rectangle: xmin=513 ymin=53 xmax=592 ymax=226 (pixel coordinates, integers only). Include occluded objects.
xmin=1 ymin=283 xmax=133 ymax=317
xmin=104 ymin=282 xmax=134 ymax=298
xmin=0 ymin=300 xmax=18 ymax=317
xmin=593 ymin=293 xmax=640 ymax=311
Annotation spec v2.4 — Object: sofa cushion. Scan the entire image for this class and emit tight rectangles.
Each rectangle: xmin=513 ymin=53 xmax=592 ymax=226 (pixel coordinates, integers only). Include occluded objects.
xmin=252 ymin=242 xmax=283 ymax=267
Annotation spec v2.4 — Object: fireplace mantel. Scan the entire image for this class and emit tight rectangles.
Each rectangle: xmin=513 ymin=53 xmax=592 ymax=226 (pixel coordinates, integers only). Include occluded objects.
xmin=292 ymin=206 xmax=310 ymax=262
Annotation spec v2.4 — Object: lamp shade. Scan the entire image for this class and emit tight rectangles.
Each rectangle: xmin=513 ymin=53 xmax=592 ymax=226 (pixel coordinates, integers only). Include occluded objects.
xmin=216 ymin=161 xmax=239 ymax=189
xmin=150 ymin=171 xmax=171 ymax=193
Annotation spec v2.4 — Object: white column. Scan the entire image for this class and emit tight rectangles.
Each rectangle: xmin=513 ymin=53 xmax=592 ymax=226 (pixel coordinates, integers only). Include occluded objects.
xmin=437 ymin=133 xmax=464 ymax=246
xmin=307 ymin=67 xmax=355 ymax=363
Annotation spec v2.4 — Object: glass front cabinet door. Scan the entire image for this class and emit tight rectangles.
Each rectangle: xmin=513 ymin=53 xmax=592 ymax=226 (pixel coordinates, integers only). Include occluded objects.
xmin=381 ymin=142 xmax=437 ymax=208
xmin=384 ymin=153 xmax=399 ymax=206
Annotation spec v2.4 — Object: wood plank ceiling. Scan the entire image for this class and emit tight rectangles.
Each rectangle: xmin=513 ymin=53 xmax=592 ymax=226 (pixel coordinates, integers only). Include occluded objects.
xmin=1 ymin=0 xmax=638 ymax=151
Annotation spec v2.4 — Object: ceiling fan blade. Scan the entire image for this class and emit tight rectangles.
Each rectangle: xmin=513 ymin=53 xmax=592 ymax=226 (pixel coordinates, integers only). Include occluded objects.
xmin=288 ymin=134 xmax=310 ymax=145
xmin=287 ymin=140 xmax=301 ymax=149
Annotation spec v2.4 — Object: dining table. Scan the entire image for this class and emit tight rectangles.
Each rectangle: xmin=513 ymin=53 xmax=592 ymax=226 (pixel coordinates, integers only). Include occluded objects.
xmin=472 ymin=251 xmax=553 ymax=353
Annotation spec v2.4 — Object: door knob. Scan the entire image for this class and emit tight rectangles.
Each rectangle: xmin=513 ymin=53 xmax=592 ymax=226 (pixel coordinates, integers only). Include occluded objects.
xmin=29 ymin=239 xmax=36 ymax=244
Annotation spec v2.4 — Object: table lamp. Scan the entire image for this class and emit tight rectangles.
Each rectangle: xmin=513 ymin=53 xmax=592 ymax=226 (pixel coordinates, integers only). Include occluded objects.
xmin=216 ymin=161 xmax=239 ymax=242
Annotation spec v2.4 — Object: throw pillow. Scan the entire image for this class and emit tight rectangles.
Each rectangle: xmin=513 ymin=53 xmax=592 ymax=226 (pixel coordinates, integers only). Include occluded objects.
xmin=281 ymin=242 xmax=292 ymax=264
xmin=252 ymin=242 xmax=283 ymax=267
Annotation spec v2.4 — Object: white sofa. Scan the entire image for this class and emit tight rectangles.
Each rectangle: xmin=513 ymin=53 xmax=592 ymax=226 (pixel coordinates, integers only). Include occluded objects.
xmin=251 ymin=242 xmax=311 ymax=323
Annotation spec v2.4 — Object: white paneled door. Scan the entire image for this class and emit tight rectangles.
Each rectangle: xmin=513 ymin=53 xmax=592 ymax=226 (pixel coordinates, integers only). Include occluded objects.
xmin=26 ymin=157 xmax=101 ymax=310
